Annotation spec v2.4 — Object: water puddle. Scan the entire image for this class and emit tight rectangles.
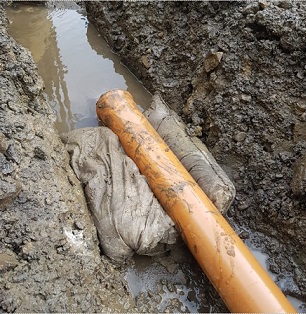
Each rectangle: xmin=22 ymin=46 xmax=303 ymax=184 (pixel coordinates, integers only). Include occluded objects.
xmin=245 ymin=236 xmax=305 ymax=312
xmin=123 ymin=248 xmax=212 ymax=313
xmin=6 ymin=2 xmax=151 ymax=134
xmin=287 ymin=295 xmax=306 ymax=313
xmin=251 ymin=249 xmax=277 ymax=281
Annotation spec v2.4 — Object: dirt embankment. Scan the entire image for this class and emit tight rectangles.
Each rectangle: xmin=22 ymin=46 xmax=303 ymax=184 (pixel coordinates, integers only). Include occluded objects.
xmin=0 ymin=5 xmax=138 ymax=312
xmin=86 ymin=1 xmax=306 ymax=301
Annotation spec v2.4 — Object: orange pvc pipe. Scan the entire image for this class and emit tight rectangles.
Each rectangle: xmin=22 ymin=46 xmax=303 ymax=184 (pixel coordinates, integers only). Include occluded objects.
xmin=96 ymin=89 xmax=296 ymax=313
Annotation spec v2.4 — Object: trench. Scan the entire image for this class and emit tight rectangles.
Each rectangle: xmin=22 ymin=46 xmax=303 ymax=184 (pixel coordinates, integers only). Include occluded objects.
xmin=5 ymin=2 xmax=303 ymax=313
xmin=5 ymin=3 xmax=213 ymax=312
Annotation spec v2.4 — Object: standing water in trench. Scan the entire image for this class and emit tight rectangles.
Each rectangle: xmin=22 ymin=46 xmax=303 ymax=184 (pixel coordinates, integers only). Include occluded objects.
xmin=6 ymin=2 xmax=151 ymax=133
xmin=5 ymin=2 xmax=303 ymax=313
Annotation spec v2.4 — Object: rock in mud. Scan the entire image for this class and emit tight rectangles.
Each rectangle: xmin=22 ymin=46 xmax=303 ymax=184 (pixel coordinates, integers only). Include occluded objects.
xmin=291 ymin=153 xmax=306 ymax=197
xmin=204 ymin=52 xmax=223 ymax=73
xmin=0 ymin=252 xmax=18 ymax=271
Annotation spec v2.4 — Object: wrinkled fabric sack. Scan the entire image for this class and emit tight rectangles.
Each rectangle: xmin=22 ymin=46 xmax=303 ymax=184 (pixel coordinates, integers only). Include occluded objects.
xmin=61 ymin=127 xmax=177 ymax=262
xmin=144 ymin=94 xmax=236 ymax=214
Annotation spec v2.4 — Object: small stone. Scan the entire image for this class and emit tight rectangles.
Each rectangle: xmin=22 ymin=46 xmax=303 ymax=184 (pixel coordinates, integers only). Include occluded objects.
xmin=204 ymin=52 xmax=223 ymax=73
xmin=140 ymin=55 xmax=150 ymax=69
xmin=5 ymin=144 xmax=21 ymax=164
xmin=22 ymin=242 xmax=33 ymax=255
xmin=278 ymin=1 xmax=292 ymax=9
xmin=5 ymin=282 xmax=12 ymax=290
xmin=294 ymin=121 xmax=306 ymax=142
xmin=162 ymin=80 xmax=178 ymax=88
xmin=234 ymin=132 xmax=247 ymax=142
xmin=17 ymin=192 xmax=28 ymax=204
xmin=0 ymin=132 xmax=8 ymax=153
xmin=14 ymin=122 xmax=25 ymax=131
xmin=74 ymin=220 xmax=85 ymax=230
xmin=242 ymin=3 xmax=259 ymax=15
xmin=45 ymin=197 xmax=53 ymax=205
xmin=7 ymin=101 xmax=19 ymax=112
xmin=258 ymin=0 xmax=268 ymax=9
xmin=291 ymin=154 xmax=306 ymax=196
xmin=232 ymin=96 xmax=239 ymax=104
xmin=147 ymin=289 xmax=154 ymax=298
xmin=114 ymin=35 xmax=125 ymax=50
xmin=295 ymin=103 xmax=306 ymax=112
xmin=35 ymin=130 xmax=44 ymax=139
xmin=241 ymin=94 xmax=252 ymax=102
xmin=152 ymin=46 xmax=163 ymax=58
xmin=238 ymin=201 xmax=249 ymax=210
xmin=34 ymin=146 xmax=47 ymax=160
xmin=239 ymin=230 xmax=250 ymax=239
xmin=210 ymin=72 xmax=217 ymax=81
xmin=275 ymin=173 xmax=283 ymax=179
xmin=0 ymin=253 xmax=18 ymax=271
xmin=297 ymin=72 xmax=304 ymax=80
xmin=0 ymin=177 xmax=21 ymax=205
xmin=186 ymin=125 xmax=202 ymax=137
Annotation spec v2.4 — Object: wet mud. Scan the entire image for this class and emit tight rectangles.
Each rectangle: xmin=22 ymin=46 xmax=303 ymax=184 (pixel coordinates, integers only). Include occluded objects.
xmin=86 ymin=0 xmax=306 ymax=310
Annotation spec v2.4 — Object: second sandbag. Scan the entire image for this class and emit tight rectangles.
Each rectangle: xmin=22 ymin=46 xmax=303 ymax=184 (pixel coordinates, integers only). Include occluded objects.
xmin=144 ymin=94 xmax=236 ymax=214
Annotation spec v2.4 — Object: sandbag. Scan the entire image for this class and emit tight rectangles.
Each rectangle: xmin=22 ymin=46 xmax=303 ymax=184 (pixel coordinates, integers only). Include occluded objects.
xmin=61 ymin=127 xmax=177 ymax=262
xmin=144 ymin=94 xmax=236 ymax=214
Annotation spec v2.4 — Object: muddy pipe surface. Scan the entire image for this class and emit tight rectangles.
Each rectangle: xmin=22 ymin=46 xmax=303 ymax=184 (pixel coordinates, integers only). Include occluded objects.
xmin=96 ymin=90 xmax=296 ymax=313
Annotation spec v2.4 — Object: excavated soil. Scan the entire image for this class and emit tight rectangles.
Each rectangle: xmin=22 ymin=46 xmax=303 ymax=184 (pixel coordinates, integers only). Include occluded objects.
xmin=86 ymin=0 xmax=306 ymax=307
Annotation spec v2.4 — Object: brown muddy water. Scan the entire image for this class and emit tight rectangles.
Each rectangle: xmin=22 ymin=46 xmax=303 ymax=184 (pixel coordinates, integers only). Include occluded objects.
xmin=6 ymin=2 xmax=151 ymax=134
xmin=5 ymin=2 xmax=303 ymax=313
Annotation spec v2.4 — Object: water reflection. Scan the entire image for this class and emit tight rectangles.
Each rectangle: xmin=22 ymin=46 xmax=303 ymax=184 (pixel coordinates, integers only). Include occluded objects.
xmin=86 ymin=22 xmax=152 ymax=109
xmin=6 ymin=3 xmax=151 ymax=133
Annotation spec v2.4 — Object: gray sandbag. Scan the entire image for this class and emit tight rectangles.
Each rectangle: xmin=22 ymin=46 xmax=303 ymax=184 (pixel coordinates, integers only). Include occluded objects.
xmin=144 ymin=94 xmax=236 ymax=214
xmin=61 ymin=127 xmax=177 ymax=262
